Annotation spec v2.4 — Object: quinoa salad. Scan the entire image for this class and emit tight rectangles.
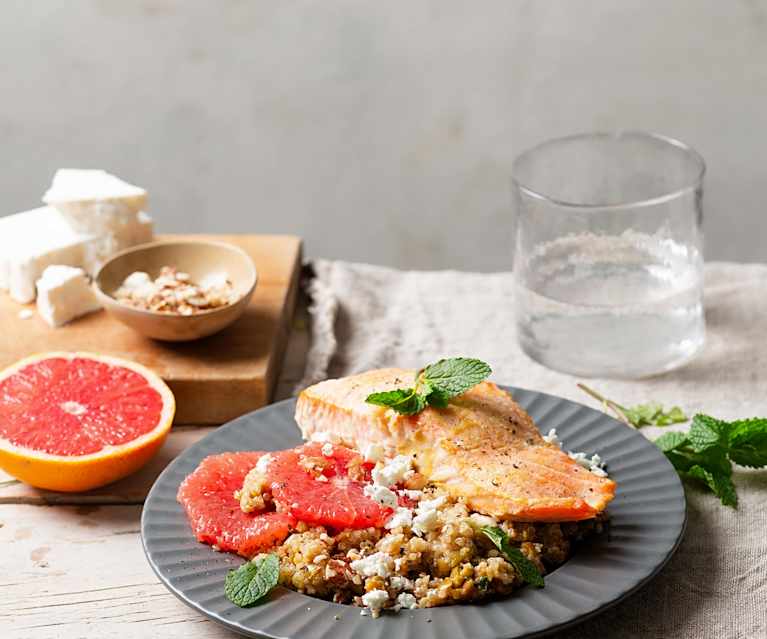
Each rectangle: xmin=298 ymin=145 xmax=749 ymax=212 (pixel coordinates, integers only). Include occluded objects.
xmin=275 ymin=486 xmax=606 ymax=617
xmin=213 ymin=431 xmax=606 ymax=617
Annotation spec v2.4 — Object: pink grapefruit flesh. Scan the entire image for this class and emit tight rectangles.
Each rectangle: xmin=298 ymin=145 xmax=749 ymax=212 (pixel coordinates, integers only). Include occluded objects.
xmin=177 ymin=451 xmax=295 ymax=557
xmin=0 ymin=352 xmax=175 ymax=492
xmin=268 ymin=442 xmax=392 ymax=530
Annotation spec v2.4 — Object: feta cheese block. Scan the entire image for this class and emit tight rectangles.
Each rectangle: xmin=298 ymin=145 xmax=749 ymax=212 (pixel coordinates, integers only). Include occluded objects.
xmin=42 ymin=170 xmax=153 ymax=270
xmin=36 ymin=265 xmax=102 ymax=327
xmin=1 ymin=207 xmax=97 ymax=303
xmin=133 ymin=211 xmax=154 ymax=245
xmin=43 ymin=169 xmax=148 ymax=222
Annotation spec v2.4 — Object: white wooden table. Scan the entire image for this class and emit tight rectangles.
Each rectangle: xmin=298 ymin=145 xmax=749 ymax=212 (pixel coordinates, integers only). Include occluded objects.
xmin=0 ymin=309 xmax=311 ymax=639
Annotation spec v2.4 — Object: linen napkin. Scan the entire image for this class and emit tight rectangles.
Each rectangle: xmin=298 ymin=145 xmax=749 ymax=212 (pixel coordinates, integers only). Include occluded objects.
xmin=299 ymin=259 xmax=767 ymax=639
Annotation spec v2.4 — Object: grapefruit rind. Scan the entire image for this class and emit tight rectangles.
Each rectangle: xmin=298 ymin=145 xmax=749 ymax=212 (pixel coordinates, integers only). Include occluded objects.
xmin=0 ymin=352 xmax=175 ymax=492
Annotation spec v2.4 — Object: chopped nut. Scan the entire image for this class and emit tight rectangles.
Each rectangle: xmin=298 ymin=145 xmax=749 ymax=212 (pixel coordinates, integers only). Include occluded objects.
xmin=114 ymin=266 xmax=239 ymax=315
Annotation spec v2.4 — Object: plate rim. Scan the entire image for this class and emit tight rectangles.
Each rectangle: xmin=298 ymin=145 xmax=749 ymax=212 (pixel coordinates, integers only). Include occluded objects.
xmin=141 ymin=385 xmax=687 ymax=639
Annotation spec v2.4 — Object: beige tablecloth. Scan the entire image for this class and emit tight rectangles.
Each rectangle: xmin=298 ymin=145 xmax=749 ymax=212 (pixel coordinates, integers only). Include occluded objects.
xmin=299 ymin=259 xmax=767 ymax=639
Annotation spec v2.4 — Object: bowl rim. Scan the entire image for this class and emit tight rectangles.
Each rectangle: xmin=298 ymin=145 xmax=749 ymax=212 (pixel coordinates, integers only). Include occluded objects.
xmin=93 ymin=239 xmax=258 ymax=319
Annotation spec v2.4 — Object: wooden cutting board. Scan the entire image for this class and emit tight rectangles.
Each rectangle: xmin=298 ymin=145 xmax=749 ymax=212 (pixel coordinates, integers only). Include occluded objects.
xmin=0 ymin=234 xmax=302 ymax=424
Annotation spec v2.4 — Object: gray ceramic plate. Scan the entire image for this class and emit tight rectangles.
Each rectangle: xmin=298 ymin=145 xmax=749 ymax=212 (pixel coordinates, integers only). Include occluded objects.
xmin=141 ymin=387 xmax=686 ymax=639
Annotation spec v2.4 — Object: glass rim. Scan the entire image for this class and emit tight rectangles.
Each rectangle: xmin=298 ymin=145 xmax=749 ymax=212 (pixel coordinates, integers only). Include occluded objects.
xmin=511 ymin=130 xmax=707 ymax=210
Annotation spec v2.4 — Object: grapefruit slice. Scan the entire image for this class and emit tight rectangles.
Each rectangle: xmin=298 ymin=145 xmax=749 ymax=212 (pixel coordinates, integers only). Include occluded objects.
xmin=0 ymin=352 xmax=175 ymax=492
xmin=177 ymin=451 xmax=295 ymax=557
xmin=268 ymin=442 xmax=392 ymax=530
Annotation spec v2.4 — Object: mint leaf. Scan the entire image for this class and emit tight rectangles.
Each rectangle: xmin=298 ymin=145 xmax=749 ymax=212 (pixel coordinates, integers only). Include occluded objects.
xmin=688 ymin=414 xmax=731 ymax=453
xmin=665 ymin=451 xmax=695 ymax=473
xmin=365 ymin=389 xmax=426 ymax=415
xmin=420 ymin=358 xmax=492 ymax=397
xmin=686 ymin=465 xmax=738 ymax=507
xmin=576 ymin=385 xmax=688 ymax=428
xmin=623 ymin=402 xmax=662 ymax=427
xmin=225 ymin=554 xmax=280 ymax=607
xmin=727 ymin=418 xmax=767 ymax=468
xmin=480 ymin=526 xmax=544 ymax=588
xmin=654 ymin=431 xmax=689 ymax=452
xmin=656 ymin=406 xmax=688 ymax=426
xmin=424 ymin=385 xmax=451 ymax=409
xmin=365 ymin=357 xmax=492 ymax=415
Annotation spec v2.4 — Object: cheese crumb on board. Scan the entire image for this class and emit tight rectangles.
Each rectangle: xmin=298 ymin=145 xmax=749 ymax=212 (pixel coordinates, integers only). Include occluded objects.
xmin=36 ymin=265 xmax=102 ymax=327
xmin=17 ymin=309 xmax=34 ymax=320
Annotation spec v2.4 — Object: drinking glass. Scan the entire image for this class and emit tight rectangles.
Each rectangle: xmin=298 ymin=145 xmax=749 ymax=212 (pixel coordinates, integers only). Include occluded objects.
xmin=511 ymin=131 xmax=706 ymax=378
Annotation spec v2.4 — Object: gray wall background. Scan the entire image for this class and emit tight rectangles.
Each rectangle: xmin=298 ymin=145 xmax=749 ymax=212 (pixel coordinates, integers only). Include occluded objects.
xmin=1 ymin=0 xmax=764 ymax=270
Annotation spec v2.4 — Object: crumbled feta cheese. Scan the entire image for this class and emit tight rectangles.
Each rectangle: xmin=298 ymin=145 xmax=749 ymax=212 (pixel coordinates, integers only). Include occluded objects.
xmin=411 ymin=495 xmax=446 ymax=536
xmin=364 ymin=484 xmax=398 ymax=509
xmin=417 ymin=495 xmax=446 ymax=512
xmin=468 ymin=513 xmax=497 ymax=529
xmin=389 ymin=575 xmax=414 ymax=591
xmin=321 ymin=442 xmax=334 ymax=457
xmin=401 ymin=489 xmax=422 ymax=500
xmin=350 ymin=552 xmax=392 ymax=578
xmin=542 ymin=428 xmax=560 ymax=446
xmin=385 ymin=507 xmax=413 ymax=529
xmin=395 ymin=592 xmax=418 ymax=610
xmin=316 ymin=474 xmax=328 ymax=482
xmin=412 ymin=508 xmax=439 ymax=536
xmin=568 ymin=451 xmax=589 ymax=468
xmin=255 ymin=454 xmax=272 ymax=474
xmin=361 ymin=589 xmax=389 ymax=616
xmin=362 ymin=442 xmax=385 ymax=462
xmin=18 ymin=309 xmax=34 ymax=320
xmin=372 ymin=455 xmax=413 ymax=487
xmin=309 ymin=431 xmax=340 ymax=444
xmin=569 ymin=450 xmax=608 ymax=477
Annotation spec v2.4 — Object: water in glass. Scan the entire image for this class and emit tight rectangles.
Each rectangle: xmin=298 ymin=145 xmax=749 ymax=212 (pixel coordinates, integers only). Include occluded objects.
xmin=512 ymin=132 xmax=706 ymax=378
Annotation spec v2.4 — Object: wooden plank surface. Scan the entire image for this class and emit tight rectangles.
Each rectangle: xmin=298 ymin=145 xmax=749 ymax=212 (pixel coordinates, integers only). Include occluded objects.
xmin=0 ymin=234 xmax=302 ymax=424
xmin=0 ymin=505 xmax=235 ymax=639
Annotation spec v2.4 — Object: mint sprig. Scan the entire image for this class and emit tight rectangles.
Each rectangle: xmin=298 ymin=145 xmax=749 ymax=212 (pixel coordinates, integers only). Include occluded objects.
xmin=577 ymin=384 xmax=687 ymax=428
xmin=652 ymin=414 xmax=767 ymax=508
xmin=224 ymin=553 xmax=280 ymax=607
xmin=365 ymin=358 xmax=492 ymax=415
xmin=480 ymin=526 xmax=544 ymax=588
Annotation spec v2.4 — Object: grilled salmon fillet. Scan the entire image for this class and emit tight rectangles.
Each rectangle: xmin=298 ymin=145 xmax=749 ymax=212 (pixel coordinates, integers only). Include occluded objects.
xmin=295 ymin=368 xmax=615 ymax=522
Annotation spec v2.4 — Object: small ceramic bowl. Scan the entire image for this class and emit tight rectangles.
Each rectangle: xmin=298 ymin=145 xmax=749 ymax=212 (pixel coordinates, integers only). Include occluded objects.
xmin=94 ymin=240 xmax=257 ymax=341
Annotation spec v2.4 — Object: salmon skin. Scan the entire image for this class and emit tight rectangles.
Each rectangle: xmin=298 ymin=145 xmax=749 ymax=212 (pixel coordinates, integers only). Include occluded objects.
xmin=295 ymin=368 xmax=616 ymax=522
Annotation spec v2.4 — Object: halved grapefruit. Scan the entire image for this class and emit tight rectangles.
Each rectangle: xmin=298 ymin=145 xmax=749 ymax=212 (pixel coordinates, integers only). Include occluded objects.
xmin=0 ymin=352 xmax=175 ymax=492
xmin=177 ymin=451 xmax=295 ymax=557
xmin=268 ymin=442 xmax=392 ymax=529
